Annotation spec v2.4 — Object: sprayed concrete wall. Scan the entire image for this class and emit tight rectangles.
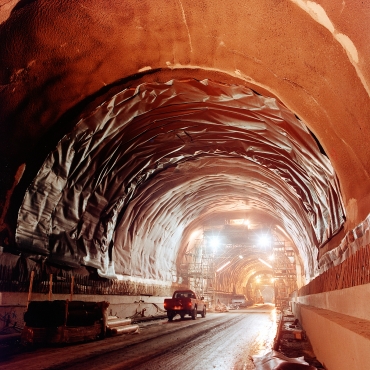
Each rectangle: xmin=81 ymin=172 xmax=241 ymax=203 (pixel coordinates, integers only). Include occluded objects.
xmin=291 ymin=302 xmax=370 ymax=370
xmin=292 ymin=283 xmax=370 ymax=370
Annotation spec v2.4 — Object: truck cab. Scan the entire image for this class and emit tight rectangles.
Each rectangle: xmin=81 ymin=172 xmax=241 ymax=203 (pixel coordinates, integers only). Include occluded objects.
xmin=164 ymin=290 xmax=206 ymax=321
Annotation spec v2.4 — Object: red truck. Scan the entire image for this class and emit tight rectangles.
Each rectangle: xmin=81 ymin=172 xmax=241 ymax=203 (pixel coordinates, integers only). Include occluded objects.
xmin=164 ymin=290 xmax=207 ymax=321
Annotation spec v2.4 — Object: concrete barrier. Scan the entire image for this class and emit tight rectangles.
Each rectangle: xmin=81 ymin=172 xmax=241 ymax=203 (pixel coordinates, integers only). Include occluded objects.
xmin=292 ymin=303 xmax=370 ymax=370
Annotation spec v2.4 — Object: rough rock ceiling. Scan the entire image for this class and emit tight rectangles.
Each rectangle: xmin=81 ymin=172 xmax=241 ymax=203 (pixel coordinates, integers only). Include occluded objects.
xmin=15 ymin=79 xmax=344 ymax=282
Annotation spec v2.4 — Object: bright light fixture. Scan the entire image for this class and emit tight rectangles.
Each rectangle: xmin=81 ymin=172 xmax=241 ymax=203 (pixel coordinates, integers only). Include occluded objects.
xmin=210 ymin=236 xmax=220 ymax=249
xmin=258 ymin=258 xmax=273 ymax=269
xmin=239 ymin=255 xmax=243 ymax=259
xmin=258 ymin=234 xmax=271 ymax=247
xmin=217 ymin=261 xmax=231 ymax=272
xmin=268 ymin=254 xmax=275 ymax=261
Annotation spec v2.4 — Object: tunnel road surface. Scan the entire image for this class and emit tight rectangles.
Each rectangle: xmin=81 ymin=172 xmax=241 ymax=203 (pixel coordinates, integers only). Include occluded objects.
xmin=1 ymin=304 xmax=277 ymax=370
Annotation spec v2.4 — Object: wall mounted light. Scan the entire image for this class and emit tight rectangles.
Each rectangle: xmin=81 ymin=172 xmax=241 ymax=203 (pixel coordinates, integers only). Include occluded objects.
xmin=258 ymin=258 xmax=273 ymax=269
xmin=216 ymin=260 xmax=231 ymax=272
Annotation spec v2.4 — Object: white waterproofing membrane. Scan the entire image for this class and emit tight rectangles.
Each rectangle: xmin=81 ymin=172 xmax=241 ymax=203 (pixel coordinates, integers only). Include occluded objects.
xmin=16 ymin=79 xmax=345 ymax=281
xmin=253 ymin=350 xmax=316 ymax=369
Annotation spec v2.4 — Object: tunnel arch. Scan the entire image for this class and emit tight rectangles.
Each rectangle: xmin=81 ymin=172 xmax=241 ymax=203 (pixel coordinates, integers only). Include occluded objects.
xmin=14 ymin=79 xmax=344 ymax=283
xmin=0 ymin=1 xmax=369 ymax=298
xmin=245 ymin=269 xmax=276 ymax=303
xmin=215 ymin=254 xmax=274 ymax=294
xmin=2 ymin=3 xmax=370 ymax=366
xmin=1 ymin=0 xmax=370 ymax=226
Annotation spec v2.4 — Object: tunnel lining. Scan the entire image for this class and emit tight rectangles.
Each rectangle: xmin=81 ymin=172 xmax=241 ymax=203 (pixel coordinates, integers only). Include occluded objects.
xmin=15 ymin=79 xmax=345 ymax=282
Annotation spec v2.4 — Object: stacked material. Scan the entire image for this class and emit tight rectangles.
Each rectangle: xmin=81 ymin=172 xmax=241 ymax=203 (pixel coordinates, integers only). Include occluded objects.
xmin=21 ymin=300 xmax=108 ymax=345
xmin=24 ymin=300 xmax=67 ymax=328
xmin=67 ymin=301 xmax=103 ymax=326
xmin=24 ymin=300 xmax=104 ymax=328
xmin=106 ymin=316 xmax=139 ymax=336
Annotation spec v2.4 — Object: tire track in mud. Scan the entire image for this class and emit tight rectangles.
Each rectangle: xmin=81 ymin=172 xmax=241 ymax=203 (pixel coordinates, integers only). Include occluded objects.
xmin=1 ymin=309 xmax=276 ymax=370
xmin=1 ymin=314 xmax=231 ymax=370
xmin=52 ymin=314 xmax=250 ymax=370
xmin=129 ymin=312 xmax=276 ymax=370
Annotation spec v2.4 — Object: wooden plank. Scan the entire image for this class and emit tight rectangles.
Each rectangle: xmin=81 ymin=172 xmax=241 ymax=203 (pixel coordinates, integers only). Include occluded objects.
xmin=48 ymin=274 xmax=53 ymax=301
xmin=70 ymin=276 xmax=74 ymax=301
xmin=27 ymin=270 xmax=35 ymax=309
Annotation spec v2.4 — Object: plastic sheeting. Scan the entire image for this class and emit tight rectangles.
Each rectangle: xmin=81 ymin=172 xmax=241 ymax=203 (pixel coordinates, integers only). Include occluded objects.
xmin=115 ymin=157 xmax=316 ymax=281
xmin=15 ymin=79 xmax=345 ymax=281
xmin=253 ymin=350 xmax=316 ymax=369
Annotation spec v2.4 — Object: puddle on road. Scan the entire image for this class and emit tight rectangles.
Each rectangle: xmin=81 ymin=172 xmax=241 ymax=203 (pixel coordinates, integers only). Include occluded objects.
xmin=133 ymin=308 xmax=278 ymax=370
xmin=231 ymin=308 xmax=278 ymax=370
xmin=254 ymin=309 xmax=277 ymax=355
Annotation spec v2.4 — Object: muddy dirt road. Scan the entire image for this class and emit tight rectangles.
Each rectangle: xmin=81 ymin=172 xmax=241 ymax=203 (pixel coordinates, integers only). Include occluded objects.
xmin=1 ymin=304 xmax=277 ymax=370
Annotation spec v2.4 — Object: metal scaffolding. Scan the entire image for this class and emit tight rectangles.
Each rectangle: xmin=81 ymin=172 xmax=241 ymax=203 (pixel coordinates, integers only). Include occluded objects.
xmin=272 ymin=237 xmax=297 ymax=310
xmin=178 ymin=225 xmax=299 ymax=309
xmin=178 ymin=238 xmax=214 ymax=299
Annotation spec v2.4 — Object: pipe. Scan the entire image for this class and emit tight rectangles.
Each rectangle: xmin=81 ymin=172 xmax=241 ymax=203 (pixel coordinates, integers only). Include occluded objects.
xmin=107 ymin=318 xmax=132 ymax=328
xmin=110 ymin=324 xmax=139 ymax=335
xmin=70 ymin=276 xmax=74 ymax=301
xmin=48 ymin=274 xmax=53 ymax=301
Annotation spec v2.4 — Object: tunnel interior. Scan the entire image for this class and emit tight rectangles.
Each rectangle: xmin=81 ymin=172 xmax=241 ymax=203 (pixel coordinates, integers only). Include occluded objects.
xmin=9 ymin=78 xmax=345 ymax=297
xmin=1 ymin=0 xmax=370 ymax=306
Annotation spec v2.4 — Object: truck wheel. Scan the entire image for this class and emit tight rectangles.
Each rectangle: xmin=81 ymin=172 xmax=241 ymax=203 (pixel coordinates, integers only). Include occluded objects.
xmin=201 ymin=306 xmax=206 ymax=318
xmin=167 ymin=310 xmax=175 ymax=321
xmin=191 ymin=307 xmax=197 ymax=320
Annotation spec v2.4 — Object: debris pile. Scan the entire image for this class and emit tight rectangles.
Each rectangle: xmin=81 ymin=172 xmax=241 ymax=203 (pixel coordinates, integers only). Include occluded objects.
xmin=269 ymin=309 xmax=324 ymax=370
xmin=253 ymin=350 xmax=317 ymax=370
